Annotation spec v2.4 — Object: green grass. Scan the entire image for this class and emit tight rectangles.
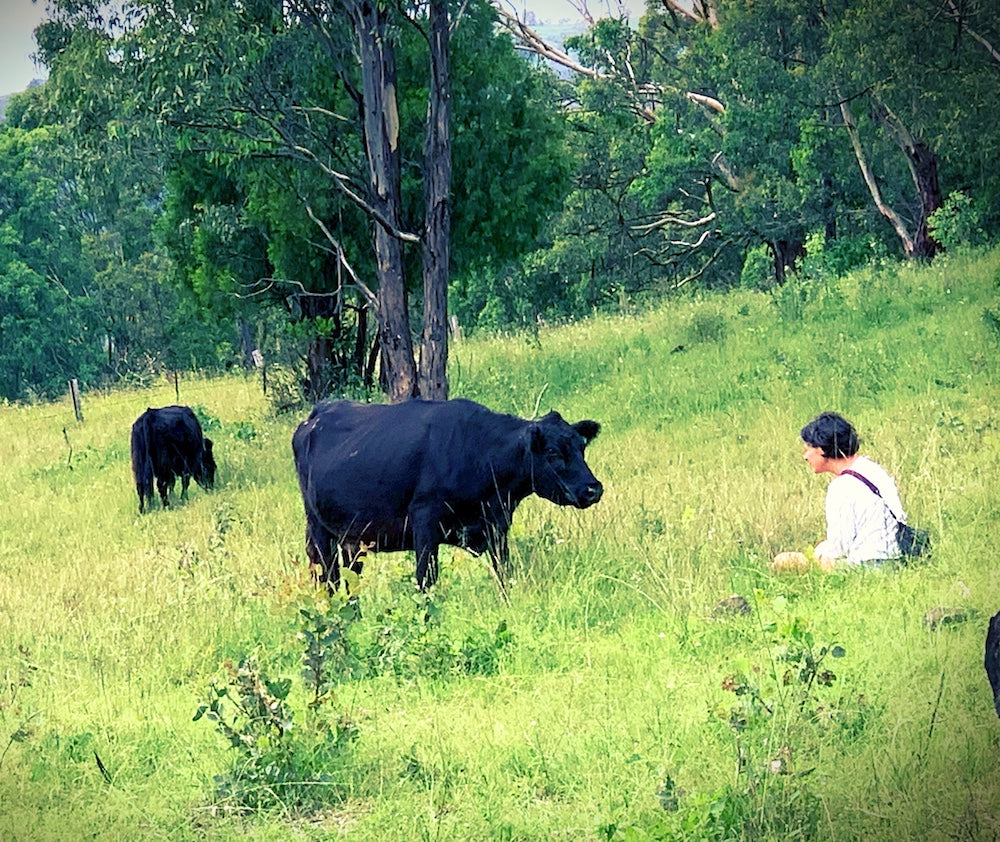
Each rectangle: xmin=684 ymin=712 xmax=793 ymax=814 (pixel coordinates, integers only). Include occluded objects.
xmin=1 ymin=248 xmax=998 ymax=840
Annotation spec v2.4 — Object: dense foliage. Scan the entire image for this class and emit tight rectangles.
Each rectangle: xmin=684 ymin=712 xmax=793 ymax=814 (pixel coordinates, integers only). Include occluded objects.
xmin=0 ymin=0 xmax=997 ymax=400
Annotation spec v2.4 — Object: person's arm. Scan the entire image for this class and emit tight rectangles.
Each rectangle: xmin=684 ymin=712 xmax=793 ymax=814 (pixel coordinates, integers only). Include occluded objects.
xmin=815 ymin=480 xmax=851 ymax=567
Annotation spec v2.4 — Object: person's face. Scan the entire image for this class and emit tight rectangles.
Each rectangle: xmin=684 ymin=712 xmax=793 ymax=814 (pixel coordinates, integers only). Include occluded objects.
xmin=802 ymin=441 xmax=830 ymax=474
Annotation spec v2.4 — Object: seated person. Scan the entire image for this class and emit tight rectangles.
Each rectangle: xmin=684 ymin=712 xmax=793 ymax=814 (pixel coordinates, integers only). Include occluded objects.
xmin=774 ymin=411 xmax=906 ymax=572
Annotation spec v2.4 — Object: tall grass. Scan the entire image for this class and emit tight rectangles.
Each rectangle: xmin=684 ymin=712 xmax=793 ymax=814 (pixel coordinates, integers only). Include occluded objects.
xmin=0 ymin=249 xmax=997 ymax=840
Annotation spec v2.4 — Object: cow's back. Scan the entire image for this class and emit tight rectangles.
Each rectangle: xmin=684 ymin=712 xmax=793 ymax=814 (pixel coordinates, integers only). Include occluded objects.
xmin=293 ymin=399 xmax=526 ymax=524
xmin=149 ymin=405 xmax=204 ymax=449
xmin=294 ymin=400 xmax=444 ymax=518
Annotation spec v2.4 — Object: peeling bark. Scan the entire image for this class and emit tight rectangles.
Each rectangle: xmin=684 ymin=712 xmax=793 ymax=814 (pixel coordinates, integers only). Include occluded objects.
xmin=419 ymin=0 xmax=451 ymax=400
xmin=353 ymin=0 xmax=418 ymax=402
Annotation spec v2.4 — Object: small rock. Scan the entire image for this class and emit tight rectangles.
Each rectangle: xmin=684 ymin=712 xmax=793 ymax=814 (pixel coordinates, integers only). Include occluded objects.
xmin=923 ymin=606 xmax=967 ymax=630
xmin=713 ymin=594 xmax=751 ymax=617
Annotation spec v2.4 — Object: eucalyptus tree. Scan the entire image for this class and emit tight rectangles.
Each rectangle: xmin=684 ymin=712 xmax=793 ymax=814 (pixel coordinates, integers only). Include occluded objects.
xmin=130 ymin=0 xmax=432 ymax=401
xmin=0 ymin=78 xmax=191 ymax=399
xmin=37 ymin=0 xmax=567 ymax=401
xmin=634 ymin=0 xmax=860 ymax=283
xmin=820 ymin=0 xmax=1000 ymax=258
xmin=499 ymin=0 xmax=999 ymax=305
xmin=641 ymin=0 xmax=1000 ymax=264
xmin=25 ymin=1 xmax=229 ymax=380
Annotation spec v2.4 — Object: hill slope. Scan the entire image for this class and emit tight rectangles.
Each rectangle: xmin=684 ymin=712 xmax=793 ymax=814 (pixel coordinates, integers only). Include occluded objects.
xmin=0 ymin=248 xmax=997 ymax=840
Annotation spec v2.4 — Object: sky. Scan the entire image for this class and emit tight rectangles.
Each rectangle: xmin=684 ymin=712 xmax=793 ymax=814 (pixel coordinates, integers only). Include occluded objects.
xmin=503 ymin=0 xmax=635 ymax=23
xmin=0 ymin=0 xmax=49 ymax=96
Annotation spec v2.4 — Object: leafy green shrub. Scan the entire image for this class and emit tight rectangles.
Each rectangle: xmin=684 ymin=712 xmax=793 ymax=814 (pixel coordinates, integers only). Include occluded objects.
xmin=984 ymin=307 xmax=1000 ymax=343
xmin=928 ymin=191 xmax=987 ymax=251
xmin=612 ymin=596 xmax=865 ymax=841
xmin=797 ymin=230 xmax=889 ymax=282
xmin=0 ymin=645 xmax=38 ymax=775
xmin=685 ymin=306 xmax=727 ymax=345
xmin=358 ymin=585 xmax=513 ymax=680
xmin=769 ymin=276 xmax=812 ymax=322
xmin=739 ymin=244 xmax=775 ymax=291
xmin=195 ymin=597 xmax=362 ymax=813
xmin=196 ymin=579 xmax=513 ymax=814
xmin=260 ymin=364 xmax=309 ymax=415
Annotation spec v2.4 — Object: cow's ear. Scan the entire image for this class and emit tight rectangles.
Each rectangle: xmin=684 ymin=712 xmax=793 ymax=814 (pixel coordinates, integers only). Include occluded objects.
xmin=204 ymin=438 xmax=213 ymax=452
xmin=574 ymin=420 xmax=600 ymax=445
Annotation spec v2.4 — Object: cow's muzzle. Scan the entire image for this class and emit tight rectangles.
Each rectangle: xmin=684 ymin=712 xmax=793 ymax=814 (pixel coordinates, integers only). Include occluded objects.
xmin=576 ymin=482 xmax=603 ymax=507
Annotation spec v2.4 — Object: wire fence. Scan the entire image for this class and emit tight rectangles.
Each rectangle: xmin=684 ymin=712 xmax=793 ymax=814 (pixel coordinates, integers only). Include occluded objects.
xmin=0 ymin=370 xmax=269 ymax=426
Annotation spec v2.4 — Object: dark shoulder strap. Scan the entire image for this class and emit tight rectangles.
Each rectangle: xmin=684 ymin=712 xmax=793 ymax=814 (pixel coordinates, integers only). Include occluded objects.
xmin=842 ymin=469 xmax=902 ymax=522
xmin=841 ymin=469 xmax=882 ymax=498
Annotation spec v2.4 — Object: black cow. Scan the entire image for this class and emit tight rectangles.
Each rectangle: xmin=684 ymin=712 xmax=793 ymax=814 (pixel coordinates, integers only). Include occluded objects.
xmin=986 ymin=610 xmax=1000 ymax=718
xmin=291 ymin=398 xmax=603 ymax=592
xmin=131 ymin=405 xmax=216 ymax=513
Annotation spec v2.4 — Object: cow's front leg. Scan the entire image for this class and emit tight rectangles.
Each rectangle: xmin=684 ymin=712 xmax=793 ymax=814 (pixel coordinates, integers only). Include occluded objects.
xmin=413 ymin=521 xmax=441 ymax=591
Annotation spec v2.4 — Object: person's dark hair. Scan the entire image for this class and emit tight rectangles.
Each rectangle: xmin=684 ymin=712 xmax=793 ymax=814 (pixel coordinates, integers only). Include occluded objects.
xmin=800 ymin=412 xmax=859 ymax=459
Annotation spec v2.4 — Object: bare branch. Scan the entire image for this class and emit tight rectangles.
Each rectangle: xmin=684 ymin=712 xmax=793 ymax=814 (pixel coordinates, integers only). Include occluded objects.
xmin=672 ymin=244 xmax=725 ymax=287
xmin=302 ymin=203 xmax=379 ymax=307
xmin=492 ymin=3 xmax=660 ymax=123
xmin=838 ymin=96 xmax=914 ymax=253
xmin=941 ymin=0 xmax=1000 ymax=65
xmin=632 ymin=210 xmax=716 ymax=232
xmin=493 ymin=5 xmax=600 ymax=79
xmin=663 ymin=227 xmax=714 ymax=249
xmin=662 ymin=0 xmax=718 ymax=28
xmin=685 ymin=91 xmax=724 ymax=114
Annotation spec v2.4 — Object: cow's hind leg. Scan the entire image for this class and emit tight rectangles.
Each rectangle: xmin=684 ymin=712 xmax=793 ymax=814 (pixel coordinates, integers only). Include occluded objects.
xmin=157 ymin=473 xmax=173 ymax=507
xmin=305 ymin=515 xmax=340 ymax=592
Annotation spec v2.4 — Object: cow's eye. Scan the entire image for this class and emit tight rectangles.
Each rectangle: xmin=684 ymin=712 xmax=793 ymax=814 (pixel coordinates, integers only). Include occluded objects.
xmin=546 ymin=448 xmax=566 ymax=464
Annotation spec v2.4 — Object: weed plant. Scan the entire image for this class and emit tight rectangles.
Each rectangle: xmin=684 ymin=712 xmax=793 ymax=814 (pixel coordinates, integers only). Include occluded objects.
xmin=0 ymin=249 xmax=997 ymax=840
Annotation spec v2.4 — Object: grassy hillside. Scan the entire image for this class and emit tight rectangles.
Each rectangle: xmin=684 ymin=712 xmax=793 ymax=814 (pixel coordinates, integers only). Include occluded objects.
xmin=0 ymin=249 xmax=997 ymax=840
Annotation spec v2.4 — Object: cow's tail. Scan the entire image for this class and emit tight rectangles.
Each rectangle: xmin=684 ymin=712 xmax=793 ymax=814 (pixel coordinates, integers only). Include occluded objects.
xmin=131 ymin=411 xmax=155 ymax=513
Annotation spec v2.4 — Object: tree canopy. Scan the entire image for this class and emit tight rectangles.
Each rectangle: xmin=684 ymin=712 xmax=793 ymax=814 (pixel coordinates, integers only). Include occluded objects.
xmin=0 ymin=0 xmax=996 ymax=401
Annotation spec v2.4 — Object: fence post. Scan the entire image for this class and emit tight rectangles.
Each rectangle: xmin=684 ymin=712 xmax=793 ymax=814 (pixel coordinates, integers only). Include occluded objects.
xmin=252 ymin=349 xmax=266 ymax=396
xmin=68 ymin=379 xmax=84 ymax=422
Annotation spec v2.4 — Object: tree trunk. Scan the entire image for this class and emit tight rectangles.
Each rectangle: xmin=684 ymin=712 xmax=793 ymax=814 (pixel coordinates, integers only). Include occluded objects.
xmin=297 ymin=289 xmax=343 ymax=402
xmin=908 ymin=140 xmax=941 ymax=259
xmin=839 ymin=98 xmax=915 ymax=255
xmin=352 ymin=297 xmax=369 ymax=380
xmin=355 ymin=0 xmax=418 ymax=403
xmin=841 ymin=95 xmax=942 ymax=261
xmin=822 ymin=171 xmax=837 ymax=242
xmin=870 ymin=97 xmax=941 ymax=260
xmin=419 ymin=0 xmax=452 ymax=400
xmin=771 ymin=238 xmax=804 ymax=285
xmin=237 ymin=318 xmax=256 ymax=369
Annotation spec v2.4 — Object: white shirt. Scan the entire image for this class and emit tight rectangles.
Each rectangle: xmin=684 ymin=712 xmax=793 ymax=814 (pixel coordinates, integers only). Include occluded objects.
xmin=818 ymin=456 xmax=906 ymax=565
